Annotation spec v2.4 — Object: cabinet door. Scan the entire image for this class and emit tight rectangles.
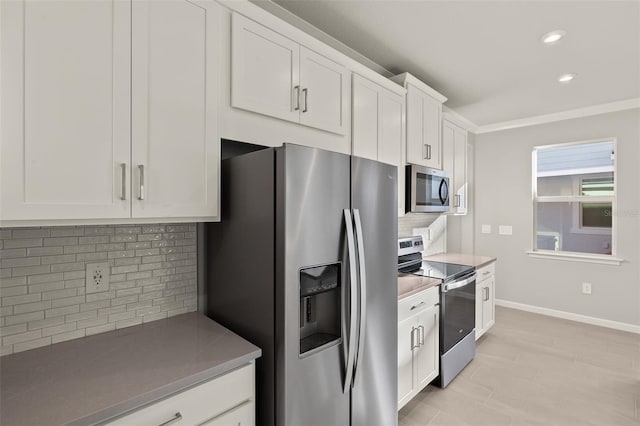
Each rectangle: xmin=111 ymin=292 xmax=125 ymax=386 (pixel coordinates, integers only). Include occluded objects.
xmin=379 ymin=89 xmax=405 ymax=217
xmin=202 ymin=401 xmax=254 ymax=426
xmin=352 ymin=75 xmax=379 ymax=161
xmin=231 ymin=13 xmax=300 ymax=123
xmin=442 ymin=121 xmax=455 ymax=207
xmin=1 ymin=0 xmax=131 ymax=221
xmin=414 ymin=305 xmax=439 ymax=392
xmin=131 ymin=0 xmax=219 ymax=219
xmin=453 ymin=126 xmax=468 ymax=214
xmin=397 ymin=317 xmax=415 ymax=409
xmin=422 ymin=94 xmax=442 ymax=169
xmin=405 ymin=84 xmax=427 ymax=166
xmin=482 ymin=276 xmax=495 ymax=332
xmin=299 ymin=47 xmax=348 ymax=135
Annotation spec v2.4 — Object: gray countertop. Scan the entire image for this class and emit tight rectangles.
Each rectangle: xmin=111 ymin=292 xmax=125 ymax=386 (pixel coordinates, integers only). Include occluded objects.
xmin=0 ymin=312 xmax=261 ymax=426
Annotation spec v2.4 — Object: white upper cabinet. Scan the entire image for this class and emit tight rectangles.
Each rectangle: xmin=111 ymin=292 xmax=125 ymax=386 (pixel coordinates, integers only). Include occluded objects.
xmin=1 ymin=0 xmax=131 ymax=221
xmin=231 ymin=13 xmax=348 ymax=135
xmin=0 ymin=0 xmax=220 ymax=226
xmin=442 ymin=118 xmax=468 ymax=215
xmin=390 ymin=73 xmax=446 ymax=170
xmin=231 ymin=12 xmax=300 ymax=124
xmin=352 ymin=74 xmax=405 ymax=216
xmin=131 ymin=0 xmax=219 ymax=219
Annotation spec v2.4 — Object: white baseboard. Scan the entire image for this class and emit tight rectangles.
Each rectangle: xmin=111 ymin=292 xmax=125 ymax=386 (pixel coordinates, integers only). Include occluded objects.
xmin=495 ymin=299 xmax=640 ymax=334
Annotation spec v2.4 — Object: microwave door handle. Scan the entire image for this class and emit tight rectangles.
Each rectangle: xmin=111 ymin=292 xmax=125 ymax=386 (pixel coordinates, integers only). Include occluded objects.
xmin=352 ymin=209 xmax=367 ymax=388
xmin=343 ymin=209 xmax=358 ymax=394
xmin=438 ymin=178 xmax=448 ymax=204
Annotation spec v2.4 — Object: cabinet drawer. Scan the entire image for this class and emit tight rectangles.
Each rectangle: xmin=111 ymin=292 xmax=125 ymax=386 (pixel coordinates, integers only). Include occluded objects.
xmin=107 ymin=364 xmax=254 ymax=426
xmin=398 ymin=286 xmax=439 ymax=322
xmin=477 ymin=262 xmax=495 ymax=283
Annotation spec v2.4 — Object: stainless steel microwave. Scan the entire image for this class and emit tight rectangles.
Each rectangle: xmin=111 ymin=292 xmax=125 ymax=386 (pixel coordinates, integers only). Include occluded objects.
xmin=406 ymin=165 xmax=450 ymax=213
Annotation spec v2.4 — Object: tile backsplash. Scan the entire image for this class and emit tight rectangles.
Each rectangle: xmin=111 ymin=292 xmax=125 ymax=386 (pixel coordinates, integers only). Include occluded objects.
xmin=398 ymin=213 xmax=441 ymax=238
xmin=0 ymin=224 xmax=197 ymax=356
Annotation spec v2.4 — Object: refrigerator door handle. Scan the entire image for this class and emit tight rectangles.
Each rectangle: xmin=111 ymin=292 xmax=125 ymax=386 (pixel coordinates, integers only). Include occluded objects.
xmin=352 ymin=209 xmax=367 ymax=387
xmin=343 ymin=209 xmax=358 ymax=394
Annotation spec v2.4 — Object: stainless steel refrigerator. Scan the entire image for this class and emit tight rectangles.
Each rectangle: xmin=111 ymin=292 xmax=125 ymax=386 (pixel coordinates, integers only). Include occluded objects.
xmin=206 ymin=143 xmax=398 ymax=426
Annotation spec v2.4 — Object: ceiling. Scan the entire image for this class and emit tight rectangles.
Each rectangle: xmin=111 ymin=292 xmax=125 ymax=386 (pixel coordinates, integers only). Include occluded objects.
xmin=265 ymin=0 xmax=640 ymax=127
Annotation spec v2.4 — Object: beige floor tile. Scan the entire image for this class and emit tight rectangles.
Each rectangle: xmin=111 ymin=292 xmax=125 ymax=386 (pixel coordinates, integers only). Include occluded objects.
xmin=399 ymin=306 xmax=640 ymax=426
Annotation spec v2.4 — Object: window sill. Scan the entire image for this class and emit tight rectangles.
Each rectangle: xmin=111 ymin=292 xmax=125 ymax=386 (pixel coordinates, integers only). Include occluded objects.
xmin=526 ymin=250 xmax=623 ymax=265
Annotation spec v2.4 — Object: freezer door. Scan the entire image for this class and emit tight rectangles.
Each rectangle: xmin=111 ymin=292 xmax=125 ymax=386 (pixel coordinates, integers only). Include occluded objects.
xmin=350 ymin=156 xmax=398 ymax=426
xmin=278 ymin=144 xmax=351 ymax=426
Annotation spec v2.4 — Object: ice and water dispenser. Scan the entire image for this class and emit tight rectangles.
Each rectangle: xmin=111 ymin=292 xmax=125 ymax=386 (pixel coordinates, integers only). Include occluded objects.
xmin=299 ymin=263 xmax=341 ymax=355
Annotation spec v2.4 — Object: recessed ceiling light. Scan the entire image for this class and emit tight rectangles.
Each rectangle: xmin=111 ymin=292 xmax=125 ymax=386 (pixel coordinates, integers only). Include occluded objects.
xmin=541 ymin=30 xmax=566 ymax=45
xmin=558 ymin=73 xmax=577 ymax=83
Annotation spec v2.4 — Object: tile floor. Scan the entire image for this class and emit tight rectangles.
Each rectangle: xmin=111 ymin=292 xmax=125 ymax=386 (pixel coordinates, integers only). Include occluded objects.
xmin=399 ymin=306 xmax=640 ymax=426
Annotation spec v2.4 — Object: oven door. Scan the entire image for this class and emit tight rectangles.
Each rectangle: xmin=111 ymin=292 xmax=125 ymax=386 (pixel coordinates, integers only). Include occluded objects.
xmin=440 ymin=273 xmax=476 ymax=354
xmin=407 ymin=165 xmax=450 ymax=213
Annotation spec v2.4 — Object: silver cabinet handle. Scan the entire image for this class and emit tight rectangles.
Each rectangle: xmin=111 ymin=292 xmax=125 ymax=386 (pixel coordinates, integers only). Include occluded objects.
xmin=484 ymin=286 xmax=490 ymax=302
xmin=454 ymin=194 xmax=460 ymax=207
xmin=418 ymin=325 xmax=425 ymax=346
xmin=483 ymin=271 xmax=491 ymax=276
xmin=410 ymin=301 xmax=425 ymax=311
xmin=120 ymin=163 xmax=126 ymax=200
xmin=342 ymin=209 xmax=358 ymax=393
xmin=411 ymin=327 xmax=420 ymax=350
xmin=428 ymin=144 xmax=432 ymax=160
xmin=302 ymin=88 xmax=308 ymax=113
xmin=423 ymin=144 xmax=428 ymax=159
xmin=293 ymin=86 xmax=300 ymax=111
xmin=158 ymin=412 xmax=182 ymax=426
xmin=138 ymin=165 xmax=145 ymax=201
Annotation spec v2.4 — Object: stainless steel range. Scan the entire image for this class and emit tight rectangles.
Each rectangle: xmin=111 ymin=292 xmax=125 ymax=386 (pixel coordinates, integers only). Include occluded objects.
xmin=398 ymin=236 xmax=476 ymax=388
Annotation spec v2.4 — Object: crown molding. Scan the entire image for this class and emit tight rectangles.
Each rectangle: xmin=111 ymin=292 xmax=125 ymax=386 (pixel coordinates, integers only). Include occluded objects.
xmin=476 ymin=98 xmax=640 ymax=134
xmin=442 ymin=107 xmax=479 ymax=133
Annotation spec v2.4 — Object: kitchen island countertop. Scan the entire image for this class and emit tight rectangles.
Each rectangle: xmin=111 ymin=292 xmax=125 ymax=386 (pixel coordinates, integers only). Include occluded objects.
xmin=0 ymin=312 xmax=261 ymax=426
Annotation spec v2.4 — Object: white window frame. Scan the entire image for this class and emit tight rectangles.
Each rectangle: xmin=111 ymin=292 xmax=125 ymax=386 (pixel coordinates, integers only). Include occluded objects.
xmin=569 ymin=174 xmax=614 ymax=235
xmin=528 ymin=138 xmax=622 ymax=265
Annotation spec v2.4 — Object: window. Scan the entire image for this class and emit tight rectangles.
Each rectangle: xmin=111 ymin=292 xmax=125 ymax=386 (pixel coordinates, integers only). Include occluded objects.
xmin=533 ymin=140 xmax=616 ymax=258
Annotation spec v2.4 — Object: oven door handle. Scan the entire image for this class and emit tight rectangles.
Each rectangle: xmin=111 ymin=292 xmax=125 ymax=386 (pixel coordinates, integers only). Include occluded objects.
xmin=398 ymin=258 xmax=422 ymax=270
xmin=442 ymin=273 xmax=477 ymax=292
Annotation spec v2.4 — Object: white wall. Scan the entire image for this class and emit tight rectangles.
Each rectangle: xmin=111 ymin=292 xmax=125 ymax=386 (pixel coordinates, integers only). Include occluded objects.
xmin=474 ymin=108 xmax=640 ymax=327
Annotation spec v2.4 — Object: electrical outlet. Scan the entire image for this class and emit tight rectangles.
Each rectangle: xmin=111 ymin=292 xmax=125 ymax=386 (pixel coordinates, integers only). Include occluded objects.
xmin=582 ymin=282 xmax=592 ymax=295
xmin=86 ymin=262 xmax=110 ymax=294
xmin=481 ymin=224 xmax=492 ymax=234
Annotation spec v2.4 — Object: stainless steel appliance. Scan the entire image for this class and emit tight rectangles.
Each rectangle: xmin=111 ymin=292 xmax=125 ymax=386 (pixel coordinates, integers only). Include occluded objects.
xmin=207 ymin=144 xmax=398 ymax=426
xmin=397 ymin=236 xmax=476 ymax=388
xmin=406 ymin=165 xmax=450 ymax=213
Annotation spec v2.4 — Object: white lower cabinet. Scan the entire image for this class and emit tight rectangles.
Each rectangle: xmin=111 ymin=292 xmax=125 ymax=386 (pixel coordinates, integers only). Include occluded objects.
xmin=107 ymin=363 xmax=255 ymax=426
xmin=475 ymin=262 xmax=496 ymax=340
xmin=398 ymin=286 xmax=440 ymax=410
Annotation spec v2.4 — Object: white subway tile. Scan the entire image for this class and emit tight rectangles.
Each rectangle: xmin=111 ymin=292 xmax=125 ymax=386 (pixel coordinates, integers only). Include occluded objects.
xmin=28 ymin=316 xmax=65 ymax=330
xmin=52 ymin=329 xmax=85 ymax=344
xmin=43 ymin=237 xmax=78 ymax=246
xmin=85 ymin=322 xmax=115 ymax=336
xmin=13 ymin=336 xmax=51 ymax=353
xmin=0 ymin=248 xmax=27 ymax=259
xmin=27 ymin=247 xmax=64 ymax=259
xmin=76 ymin=252 xmax=108 ymax=262
xmin=50 ymin=227 xmax=84 ymax=237
xmin=13 ymin=301 xmax=52 ymax=314
xmin=1 ymin=286 xmax=28 ymax=297
xmin=79 ymin=300 xmax=110 ymax=312
xmin=1 ymin=276 xmax=27 ymax=288
xmin=40 ymin=254 xmax=76 ymax=265
xmin=51 ymin=262 xmax=85 ymax=273
xmin=78 ymin=236 xmax=109 ymax=244
xmin=66 ymin=310 xmax=97 ymax=322
xmin=77 ymin=316 xmax=108 ymax=329
xmin=45 ymin=305 xmax=79 ymax=318
xmin=2 ymin=293 xmax=41 ymax=306
xmin=50 ymin=295 xmax=85 ymax=308
xmin=115 ymin=317 xmax=142 ymax=329
xmin=63 ymin=244 xmax=95 ymax=254
xmin=4 ymin=238 xmax=43 ymax=249
xmin=42 ymin=322 xmax=77 ymax=337
xmin=27 ymin=272 xmax=63 ymax=285
xmin=5 ymin=311 xmax=44 ymax=326
xmin=2 ymin=329 xmax=42 ymax=346
xmin=1 ymin=257 xmax=40 ymax=268
xmin=0 ymin=323 xmax=27 ymax=337
xmin=142 ymin=312 xmax=167 ymax=323
xmin=12 ymin=229 xmax=50 ymax=239
xmin=42 ymin=288 xmax=77 ymax=300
